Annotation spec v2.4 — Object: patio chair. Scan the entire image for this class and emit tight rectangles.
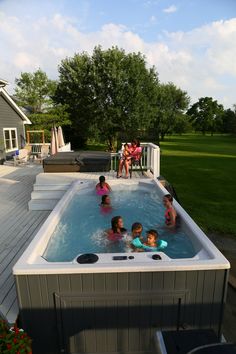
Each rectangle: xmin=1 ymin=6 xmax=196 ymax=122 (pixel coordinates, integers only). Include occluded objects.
xmin=13 ymin=147 xmax=31 ymax=166
xmin=130 ymin=148 xmax=144 ymax=178
xmin=37 ymin=145 xmax=50 ymax=163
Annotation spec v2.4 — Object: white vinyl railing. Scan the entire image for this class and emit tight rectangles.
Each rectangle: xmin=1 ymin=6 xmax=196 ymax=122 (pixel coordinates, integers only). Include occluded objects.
xmin=29 ymin=142 xmax=160 ymax=178
xmin=30 ymin=143 xmax=50 ymax=155
xmin=111 ymin=142 xmax=160 ymax=179
xmin=29 ymin=142 xmax=71 ymax=155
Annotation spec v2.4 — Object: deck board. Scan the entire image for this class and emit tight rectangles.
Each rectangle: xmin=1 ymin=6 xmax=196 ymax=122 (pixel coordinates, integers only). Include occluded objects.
xmin=0 ymin=164 xmax=50 ymax=324
xmin=0 ymin=163 xmax=149 ymax=324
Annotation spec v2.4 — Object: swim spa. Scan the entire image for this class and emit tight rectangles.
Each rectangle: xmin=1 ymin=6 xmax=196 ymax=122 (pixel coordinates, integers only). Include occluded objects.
xmin=43 ymin=181 xmax=196 ymax=262
xmin=13 ymin=178 xmax=230 ymax=354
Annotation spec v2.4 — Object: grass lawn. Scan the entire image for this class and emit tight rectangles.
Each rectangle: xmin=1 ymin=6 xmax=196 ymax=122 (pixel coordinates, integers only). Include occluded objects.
xmin=160 ymin=134 xmax=236 ymax=235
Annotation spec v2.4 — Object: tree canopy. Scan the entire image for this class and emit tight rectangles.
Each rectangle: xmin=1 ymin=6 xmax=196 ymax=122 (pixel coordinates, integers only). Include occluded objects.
xmin=14 ymin=69 xmax=70 ymax=141
xmin=151 ymin=83 xmax=190 ymax=141
xmin=54 ymin=46 xmax=159 ymax=150
xmin=221 ymin=105 xmax=236 ymax=135
xmin=187 ymin=97 xmax=224 ymax=135
xmin=15 ymin=69 xmax=56 ymax=113
xmin=14 ymin=49 xmax=236 ymax=148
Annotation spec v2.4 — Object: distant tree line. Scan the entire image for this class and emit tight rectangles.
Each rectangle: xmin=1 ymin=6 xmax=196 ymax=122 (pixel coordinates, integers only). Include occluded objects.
xmin=14 ymin=46 xmax=236 ymax=150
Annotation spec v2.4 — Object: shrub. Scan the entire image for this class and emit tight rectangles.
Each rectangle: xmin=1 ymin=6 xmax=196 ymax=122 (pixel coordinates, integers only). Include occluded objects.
xmin=0 ymin=320 xmax=32 ymax=354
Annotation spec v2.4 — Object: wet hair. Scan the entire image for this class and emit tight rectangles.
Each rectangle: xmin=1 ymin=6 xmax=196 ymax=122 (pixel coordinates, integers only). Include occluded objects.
xmin=131 ymin=222 xmax=143 ymax=232
xmin=124 ymin=143 xmax=129 ymax=149
xmin=101 ymin=194 xmax=109 ymax=205
xmin=99 ymin=175 xmax=105 ymax=188
xmin=146 ymin=229 xmax=158 ymax=240
xmin=111 ymin=216 xmax=122 ymax=233
xmin=164 ymin=194 xmax=173 ymax=203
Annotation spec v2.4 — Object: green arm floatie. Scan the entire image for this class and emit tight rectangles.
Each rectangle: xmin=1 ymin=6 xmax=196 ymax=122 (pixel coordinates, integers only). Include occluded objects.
xmin=131 ymin=237 xmax=168 ymax=251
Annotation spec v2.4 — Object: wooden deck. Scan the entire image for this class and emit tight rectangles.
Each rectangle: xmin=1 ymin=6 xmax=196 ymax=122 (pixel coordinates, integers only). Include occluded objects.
xmin=0 ymin=164 xmax=148 ymax=324
xmin=0 ymin=164 xmax=50 ymax=324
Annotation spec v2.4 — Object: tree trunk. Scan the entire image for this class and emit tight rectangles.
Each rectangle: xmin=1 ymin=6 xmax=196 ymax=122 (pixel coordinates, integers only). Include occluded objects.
xmin=160 ymin=132 xmax=165 ymax=140
xmin=107 ymin=137 xmax=116 ymax=152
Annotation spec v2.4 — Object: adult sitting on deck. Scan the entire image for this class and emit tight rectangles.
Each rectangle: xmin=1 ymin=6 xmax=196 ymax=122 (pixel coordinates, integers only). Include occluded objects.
xmin=117 ymin=139 xmax=142 ymax=179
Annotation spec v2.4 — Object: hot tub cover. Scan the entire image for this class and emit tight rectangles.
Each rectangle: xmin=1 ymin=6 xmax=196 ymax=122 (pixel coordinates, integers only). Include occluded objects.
xmin=43 ymin=151 xmax=111 ymax=172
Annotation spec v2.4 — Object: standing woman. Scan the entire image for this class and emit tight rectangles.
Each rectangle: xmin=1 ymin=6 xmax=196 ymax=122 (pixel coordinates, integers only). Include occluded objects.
xmin=163 ymin=194 xmax=177 ymax=227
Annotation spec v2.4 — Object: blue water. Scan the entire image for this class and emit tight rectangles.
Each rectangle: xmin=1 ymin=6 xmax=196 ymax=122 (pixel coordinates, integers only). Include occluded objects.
xmin=43 ymin=185 xmax=196 ymax=262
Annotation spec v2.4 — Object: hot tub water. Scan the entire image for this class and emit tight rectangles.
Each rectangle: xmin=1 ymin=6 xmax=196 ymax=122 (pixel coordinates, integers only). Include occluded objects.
xmin=43 ymin=184 xmax=195 ymax=262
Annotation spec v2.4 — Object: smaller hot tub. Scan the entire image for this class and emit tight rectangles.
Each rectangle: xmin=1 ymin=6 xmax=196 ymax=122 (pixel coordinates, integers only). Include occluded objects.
xmin=43 ymin=151 xmax=111 ymax=172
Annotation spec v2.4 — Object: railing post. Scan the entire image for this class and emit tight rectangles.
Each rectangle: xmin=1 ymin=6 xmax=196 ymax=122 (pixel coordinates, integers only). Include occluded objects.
xmin=153 ymin=146 xmax=160 ymax=179
xmin=146 ymin=145 xmax=150 ymax=173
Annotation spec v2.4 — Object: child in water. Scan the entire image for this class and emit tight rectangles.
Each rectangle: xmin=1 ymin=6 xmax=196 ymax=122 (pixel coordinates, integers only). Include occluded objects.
xmin=128 ymin=222 xmax=143 ymax=251
xmin=106 ymin=216 xmax=127 ymax=241
xmin=96 ymin=175 xmax=112 ymax=196
xmin=163 ymin=194 xmax=177 ymax=227
xmin=144 ymin=229 xmax=158 ymax=248
xmin=131 ymin=228 xmax=168 ymax=251
xmin=100 ymin=195 xmax=112 ymax=213
xmin=131 ymin=222 xmax=143 ymax=239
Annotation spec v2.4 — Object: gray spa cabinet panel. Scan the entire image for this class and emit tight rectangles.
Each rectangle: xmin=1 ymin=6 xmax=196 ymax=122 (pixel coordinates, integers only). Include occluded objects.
xmin=15 ymin=269 xmax=228 ymax=354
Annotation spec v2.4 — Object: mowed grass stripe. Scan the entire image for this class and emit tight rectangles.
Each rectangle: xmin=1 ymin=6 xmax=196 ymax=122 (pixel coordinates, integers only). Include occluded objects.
xmin=160 ymin=134 xmax=236 ymax=235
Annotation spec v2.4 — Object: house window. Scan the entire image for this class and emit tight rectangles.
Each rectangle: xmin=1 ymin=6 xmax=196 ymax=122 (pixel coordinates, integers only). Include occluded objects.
xmin=3 ymin=128 xmax=18 ymax=151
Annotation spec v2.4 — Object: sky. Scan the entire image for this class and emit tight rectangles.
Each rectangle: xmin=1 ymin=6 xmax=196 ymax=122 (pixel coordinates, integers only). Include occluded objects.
xmin=0 ymin=0 xmax=236 ymax=108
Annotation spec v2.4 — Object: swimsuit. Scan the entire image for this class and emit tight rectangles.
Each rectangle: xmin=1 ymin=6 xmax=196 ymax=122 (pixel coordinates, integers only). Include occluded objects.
xmin=130 ymin=146 xmax=142 ymax=161
xmin=107 ymin=231 xmax=123 ymax=241
xmin=100 ymin=205 xmax=112 ymax=213
xmin=96 ymin=184 xmax=110 ymax=196
xmin=165 ymin=207 xmax=173 ymax=225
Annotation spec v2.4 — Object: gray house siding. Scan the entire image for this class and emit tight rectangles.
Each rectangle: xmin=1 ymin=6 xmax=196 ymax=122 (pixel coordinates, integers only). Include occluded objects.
xmin=0 ymin=95 xmax=26 ymax=153
xmin=15 ymin=269 xmax=228 ymax=354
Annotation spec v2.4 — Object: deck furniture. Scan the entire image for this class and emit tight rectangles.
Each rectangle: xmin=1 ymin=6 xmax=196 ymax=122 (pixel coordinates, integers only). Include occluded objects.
xmin=130 ymin=151 xmax=144 ymax=178
xmin=13 ymin=147 xmax=31 ymax=166
xmin=37 ymin=144 xmax=50 ymax=164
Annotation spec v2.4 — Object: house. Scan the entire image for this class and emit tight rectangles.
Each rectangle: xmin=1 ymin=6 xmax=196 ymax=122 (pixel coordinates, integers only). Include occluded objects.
xmin=0 ymin=79 xmax=31 ymax=158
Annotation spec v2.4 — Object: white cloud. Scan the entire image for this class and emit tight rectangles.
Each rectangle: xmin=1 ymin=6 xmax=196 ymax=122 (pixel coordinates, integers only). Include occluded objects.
xmin=13 ymin=52 xmax=39 ymax=70
xmin=0 ymin=10 xmax=236 ymax=108
xmin=163 ymin=5 xmax=177 ymax=13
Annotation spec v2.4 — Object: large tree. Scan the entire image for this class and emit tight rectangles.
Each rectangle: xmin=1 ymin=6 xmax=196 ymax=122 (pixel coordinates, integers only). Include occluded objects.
xmin=54 ymin=46 xmax=159 ymax=150
xmin=14 ymin=69 xmax=70 ymax=141
xmin=187 ymin=97 xmax=224 ymax=135
xmin=15 ymin=69 xmax=56 ymax=113
xmin=221 ymin=106 xmax=236 ymax=135
xmin=151 ymin=82 xmax=190 ymax=141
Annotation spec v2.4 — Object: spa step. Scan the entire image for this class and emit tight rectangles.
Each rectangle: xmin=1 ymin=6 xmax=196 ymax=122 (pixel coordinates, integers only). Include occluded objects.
xmin=35 ymin=173 xmax=80 ymax=185
xmin=31 ymin=190 xmax=66 ymax=200
xmin=33 ymin=184 xmax=71 ymax=191
xmin=28 ymin=199 xmax=59 ymax=211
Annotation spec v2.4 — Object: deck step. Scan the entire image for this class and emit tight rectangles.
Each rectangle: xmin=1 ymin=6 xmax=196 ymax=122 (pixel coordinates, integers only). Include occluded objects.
xmin=34 ymin=184 xmax=71 ymax=191
xmin=28 ymin=199 xmax=59 ymax=210
xmin=31 ymin=190 xmax=65 ymax=199
xmin=35 ymin=173 xmax=81 ymax=184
